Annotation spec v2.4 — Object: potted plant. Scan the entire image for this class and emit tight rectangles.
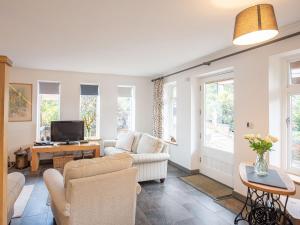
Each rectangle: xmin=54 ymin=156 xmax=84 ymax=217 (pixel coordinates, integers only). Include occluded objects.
xmin=244 ymin=134 xmax=278 ymax=176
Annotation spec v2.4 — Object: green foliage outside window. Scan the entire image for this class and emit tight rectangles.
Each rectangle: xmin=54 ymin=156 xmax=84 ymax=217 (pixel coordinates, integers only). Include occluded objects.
xmin=117 ymin=97 xmax=131 ymax=130
xmin=291 ymin=95 xmax=300 ymax=163
xmin=80 ymin=95 xmax=97 ymax=138
xmin=205 ymin=81 xmax=234 ymax=130
xmin=40 ymin=99 xmax=59 ymax=127
xmin=40 ymin=95 xmax=60 ymax=140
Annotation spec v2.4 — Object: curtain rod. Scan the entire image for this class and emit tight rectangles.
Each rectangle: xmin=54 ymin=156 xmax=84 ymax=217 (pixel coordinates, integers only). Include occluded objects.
xmin=151 ymin=31 xmax=300 ymax=82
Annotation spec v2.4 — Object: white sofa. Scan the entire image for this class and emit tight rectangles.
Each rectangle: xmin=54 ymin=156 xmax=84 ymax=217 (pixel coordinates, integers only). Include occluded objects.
xmin=8 ymin=172 xmax=25 ymax=224
xmin=104 ymin=132 xmax=170 ymax=183
xmin=44 ymin=153 xmax=141 ymax=225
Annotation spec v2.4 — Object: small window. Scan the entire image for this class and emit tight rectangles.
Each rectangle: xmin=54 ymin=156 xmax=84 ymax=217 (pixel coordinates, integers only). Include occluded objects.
xmin=290 ymin=61 xmax=300 ymax=85
xmin=204 ymin=79 xmax=234 ymax=152
xmin=163 ymin=82 xmax=177 ymax=142
xmin=38 ymin=82 xmax=60 ymax=141
xmin=117 ymin=86 xmax=135 ymax=134
xmin=80 ymin=84 xmax=100 ymax=139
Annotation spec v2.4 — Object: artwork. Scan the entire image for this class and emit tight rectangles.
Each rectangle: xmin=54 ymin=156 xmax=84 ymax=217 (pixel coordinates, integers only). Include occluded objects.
xmin=9 ymin=83 xmax=32 ymax=122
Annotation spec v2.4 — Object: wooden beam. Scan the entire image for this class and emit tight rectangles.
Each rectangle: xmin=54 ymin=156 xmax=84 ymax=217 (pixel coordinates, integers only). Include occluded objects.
xmin=0 ymin=56 xmax=11 ymax=225
xmin=0 ymin=56 xmax=12 ymax=67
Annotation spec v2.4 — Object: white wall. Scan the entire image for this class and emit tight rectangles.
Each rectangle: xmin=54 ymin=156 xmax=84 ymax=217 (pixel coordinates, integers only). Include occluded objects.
xmin=165 ymin=22 xmax=300 ymax=196
xmin=7 ymin=67 xmax=153 ymax=160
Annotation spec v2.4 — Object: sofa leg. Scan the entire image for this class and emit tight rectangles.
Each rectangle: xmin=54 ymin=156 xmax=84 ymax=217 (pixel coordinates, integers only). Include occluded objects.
xmin=160 ymin=178 xmax=165 ymax=183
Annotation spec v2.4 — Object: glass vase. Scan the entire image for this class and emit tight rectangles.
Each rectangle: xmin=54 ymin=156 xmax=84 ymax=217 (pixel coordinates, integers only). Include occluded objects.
xmin=254 ymin=153 xmax=268 ymax=176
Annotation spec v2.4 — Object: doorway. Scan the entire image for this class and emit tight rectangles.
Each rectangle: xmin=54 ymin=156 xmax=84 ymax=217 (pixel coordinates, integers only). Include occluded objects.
xmin=199 ymin=72 xmax=234 ymax=187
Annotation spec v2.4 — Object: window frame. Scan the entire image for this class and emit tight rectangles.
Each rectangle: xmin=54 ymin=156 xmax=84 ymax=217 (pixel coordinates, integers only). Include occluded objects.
xmin=284 ymin=57 xmax=300 ymax=175
xmin=36 ymin=81 xmax=61 ymax=141
xmin=117 ymin=85 xmax=136 ymax=134
xmin=79 ymin=83 xmax=101 ymax=139
xmin=163 ymin=81 xmax=177 ymax=141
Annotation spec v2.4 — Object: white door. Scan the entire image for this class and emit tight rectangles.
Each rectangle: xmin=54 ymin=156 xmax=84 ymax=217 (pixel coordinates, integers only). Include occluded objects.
xmin=199 ymin=74 xmax=234 ymax=187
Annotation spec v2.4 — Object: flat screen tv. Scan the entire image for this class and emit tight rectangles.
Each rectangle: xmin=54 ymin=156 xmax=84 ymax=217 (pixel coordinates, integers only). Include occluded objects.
xmin=51 ymin=121 xmax=84 ymax=143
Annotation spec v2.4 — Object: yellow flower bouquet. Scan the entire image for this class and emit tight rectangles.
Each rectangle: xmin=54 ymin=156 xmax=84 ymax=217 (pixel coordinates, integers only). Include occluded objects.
xmin=244 ymin=134 xmax=278 ymax=176
xmin=244 ymin=134 xmax=278 ymax=156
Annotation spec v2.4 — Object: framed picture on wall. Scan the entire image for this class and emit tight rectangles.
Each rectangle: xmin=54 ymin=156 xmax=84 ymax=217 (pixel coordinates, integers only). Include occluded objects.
xmin=8 ymin=83 xmax=32 ymax=122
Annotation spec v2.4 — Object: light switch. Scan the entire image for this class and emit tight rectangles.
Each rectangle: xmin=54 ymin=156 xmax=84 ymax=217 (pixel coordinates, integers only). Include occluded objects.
xmin=247 ymin=122 xmax=254 ymax=129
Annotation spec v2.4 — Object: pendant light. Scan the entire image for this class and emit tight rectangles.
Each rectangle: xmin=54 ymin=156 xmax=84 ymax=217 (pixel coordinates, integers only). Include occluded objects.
xmin=233 ymin=4 xmax=278 ymax=45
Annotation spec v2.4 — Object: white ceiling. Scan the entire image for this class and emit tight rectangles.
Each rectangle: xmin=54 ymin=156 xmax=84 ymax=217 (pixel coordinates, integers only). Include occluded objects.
xmin=1 ymin=0 xmax=300 ymax=76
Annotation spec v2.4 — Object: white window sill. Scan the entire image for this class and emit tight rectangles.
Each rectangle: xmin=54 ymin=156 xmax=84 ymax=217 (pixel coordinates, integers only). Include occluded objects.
xmin=288 ymin=173 xmax=300 ymax=185
xmin=86 ymin=137 xmax=102 ymax=141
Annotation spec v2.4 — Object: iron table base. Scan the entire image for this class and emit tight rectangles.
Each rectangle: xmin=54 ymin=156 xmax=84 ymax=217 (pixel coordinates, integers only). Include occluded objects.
xmin=234 ymin=187 xmax=293 ymax=225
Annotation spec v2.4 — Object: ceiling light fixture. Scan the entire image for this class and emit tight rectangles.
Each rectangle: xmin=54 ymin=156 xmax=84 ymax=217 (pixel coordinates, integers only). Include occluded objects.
xmin=233 ymin=4 xmax=278 ymax=45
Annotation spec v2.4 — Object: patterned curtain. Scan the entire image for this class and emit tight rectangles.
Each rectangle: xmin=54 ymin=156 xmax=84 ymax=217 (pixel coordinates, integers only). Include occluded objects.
xmin=153 ymin=78 xmax=164 ymax=138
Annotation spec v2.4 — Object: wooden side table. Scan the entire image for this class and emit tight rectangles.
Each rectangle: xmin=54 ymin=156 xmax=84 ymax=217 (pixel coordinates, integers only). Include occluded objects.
xmin=235 ymin=163 xmax=296 ymax=225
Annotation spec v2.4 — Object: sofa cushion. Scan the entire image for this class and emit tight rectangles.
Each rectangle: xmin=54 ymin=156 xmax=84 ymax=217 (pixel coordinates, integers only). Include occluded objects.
xmin=136 ymin=134 xmax=164 ymax=154
xmin=132 ymin=132 xmax=142 ymax=153
xmin=63 ymin=153 xmax=133 ymax=188
xmin=131 ymin=153 xmax=170 ymax=164
xmin=115 ymin=132 xmax=135 ymax=151
xmin=104 ymin=147 xmax=127 ymax=156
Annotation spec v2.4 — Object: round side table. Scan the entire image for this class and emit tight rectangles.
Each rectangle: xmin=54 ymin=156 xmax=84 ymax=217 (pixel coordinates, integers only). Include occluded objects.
xmin=234 ymin=163 xmax=296 ymax=225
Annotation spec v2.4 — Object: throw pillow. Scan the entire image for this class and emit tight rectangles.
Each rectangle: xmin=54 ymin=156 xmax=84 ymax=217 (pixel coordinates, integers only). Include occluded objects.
xmin=136 ymin=134 xmax=164 ymax=154
xmin=131 ymin=132 xmax=142 ymax=153
xmin=115 ymin=132 xmax=135 ymax=151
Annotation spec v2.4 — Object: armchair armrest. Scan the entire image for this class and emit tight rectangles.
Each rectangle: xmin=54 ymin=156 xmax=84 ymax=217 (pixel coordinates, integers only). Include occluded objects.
xmin=43 ymin=169 xmax=70 ymax=217
xmin=103 ymin=140 xmax=117 ymax=147
xmin=131 ymin=153 xmax=170 ymax=164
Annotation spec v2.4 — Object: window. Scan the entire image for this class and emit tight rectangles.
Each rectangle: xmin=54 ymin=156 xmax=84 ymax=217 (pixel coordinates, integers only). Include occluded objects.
xmin=38 ymin=82 xmax=60 ymax=141
xmin=287 ymin=60 xmax=300 ymax=173
xmin=163 ymin=82 xmax=176 ymax=141
xmin=117 ymin=86 xmax=135 ymax=134
xmin=204 ymin=79 xmax=234 ymax=152
xmin=80 ymin=84 xmax=100 ymax=139
xmin=290 ymin=61 xmax=300 ymax=85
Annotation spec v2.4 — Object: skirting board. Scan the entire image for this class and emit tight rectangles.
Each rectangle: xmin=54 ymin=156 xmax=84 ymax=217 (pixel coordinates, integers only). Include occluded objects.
xmin=232 ymin=191 xmax=247 ymax=202
xmin=168 ymin=160 xmax=199 ymax=175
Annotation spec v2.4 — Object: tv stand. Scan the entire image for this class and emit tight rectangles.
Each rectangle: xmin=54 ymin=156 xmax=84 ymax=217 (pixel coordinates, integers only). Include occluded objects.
xmin=58 ymin=141 xmax=79 ymax=145
xmin=30 ymin=142 xmax=100 ymax=172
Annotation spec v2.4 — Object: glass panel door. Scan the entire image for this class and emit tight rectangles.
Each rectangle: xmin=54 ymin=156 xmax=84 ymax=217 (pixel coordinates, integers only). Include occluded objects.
xmin=199 ymin=75 xmax=234 ymax=188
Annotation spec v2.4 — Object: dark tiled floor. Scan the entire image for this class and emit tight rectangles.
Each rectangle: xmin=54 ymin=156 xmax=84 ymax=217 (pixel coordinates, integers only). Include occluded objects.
xmin=10 ymin=164 xmax=239 ymax=225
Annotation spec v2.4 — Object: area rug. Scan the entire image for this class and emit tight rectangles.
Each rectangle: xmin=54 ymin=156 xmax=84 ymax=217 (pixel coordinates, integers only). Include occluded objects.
xmin=180 ymin=174 xmax=232 ymax=199
xmin=12 ymin=185 xmax=34 ymax=218
xmin=215 ymin=196 xmax=244 ymax=214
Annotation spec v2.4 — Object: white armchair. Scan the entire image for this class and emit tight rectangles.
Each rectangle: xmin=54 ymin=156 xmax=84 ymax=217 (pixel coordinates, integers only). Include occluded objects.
xmin=44 ymin=153 xmax=140 ymax=225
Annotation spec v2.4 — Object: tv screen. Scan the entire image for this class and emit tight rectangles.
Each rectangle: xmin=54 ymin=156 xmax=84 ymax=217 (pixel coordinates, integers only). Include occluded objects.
xmin=51 ymin=121 xmax=84 ymax=142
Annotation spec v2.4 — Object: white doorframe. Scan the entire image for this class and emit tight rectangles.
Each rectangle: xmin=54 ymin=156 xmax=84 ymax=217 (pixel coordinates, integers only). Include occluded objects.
xmin=198 ymin=71 xmax=235 ymax=187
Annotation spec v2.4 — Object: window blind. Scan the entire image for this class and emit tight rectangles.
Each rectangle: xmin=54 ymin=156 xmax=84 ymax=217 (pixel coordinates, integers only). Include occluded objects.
xmin=80 ymin=84 xmax=99 ymax=96
xmin=39 ymin=82 xmax=60 ymax=94
xmin=118 ymin=86 xmax=133 ymax=97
